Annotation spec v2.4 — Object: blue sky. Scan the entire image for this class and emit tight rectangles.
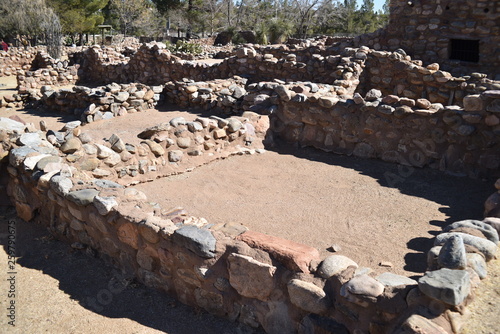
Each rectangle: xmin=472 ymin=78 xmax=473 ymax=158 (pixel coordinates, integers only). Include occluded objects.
xmin=374 ymin=0 xmax=386 ymax=12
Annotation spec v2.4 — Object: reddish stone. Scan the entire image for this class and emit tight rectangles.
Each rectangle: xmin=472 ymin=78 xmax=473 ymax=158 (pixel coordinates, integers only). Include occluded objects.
xmin=9 ymin=115 xmax=26 ymax=124
xmin=236 ymin=230 xmax=320 ymax=273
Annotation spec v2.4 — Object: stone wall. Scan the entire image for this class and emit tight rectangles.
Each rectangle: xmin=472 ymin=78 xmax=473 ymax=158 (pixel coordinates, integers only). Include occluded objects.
xmin=1 ymin=116 xmax=499 ymax=334
xmin=74 ymin=43 xmax=364 ymax=88
xmin=269 ymin=83 xmax=500 ymax=178
xmin=16 ymin=52 xmax=80 ymax=92
xmin=26 ymin=82 xmax=163 ymax=123
xmin=354 ymin=0 xmax=500 ymax=78
xmin=72 ymin=44 xmax=498 ymax=108
xmin=0 ymin=47 xmax=42 ymax=77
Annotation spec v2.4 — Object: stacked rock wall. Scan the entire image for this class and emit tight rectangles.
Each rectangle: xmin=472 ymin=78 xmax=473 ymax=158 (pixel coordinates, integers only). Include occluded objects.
xmin=269 ymin=83 xmax=500 ymax=178
xmin=74 ymin=44 xmax=364 ymax=87
xmin=1 ymin=116 xmax=499 ymax=334
xmin=0 ymin=47 xmax=41 ymax=77
xmin=29 ymin=83 xmax=163 ymax=123
xmin=354 ymin=0 xmax=500 ymax=78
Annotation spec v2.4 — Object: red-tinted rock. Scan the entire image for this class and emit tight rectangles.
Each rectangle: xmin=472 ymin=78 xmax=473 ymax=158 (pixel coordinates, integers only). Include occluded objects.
xmin=236 ymin=230 xmax=320 ymax=273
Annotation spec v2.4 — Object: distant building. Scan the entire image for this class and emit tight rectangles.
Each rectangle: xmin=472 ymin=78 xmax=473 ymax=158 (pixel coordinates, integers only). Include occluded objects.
xmin=356 ymin=0 xmax=499 ymax=78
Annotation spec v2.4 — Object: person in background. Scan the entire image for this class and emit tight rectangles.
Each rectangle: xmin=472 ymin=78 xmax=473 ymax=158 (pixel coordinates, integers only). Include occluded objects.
xmin=1 ymin=40 xmax=8 ymax=52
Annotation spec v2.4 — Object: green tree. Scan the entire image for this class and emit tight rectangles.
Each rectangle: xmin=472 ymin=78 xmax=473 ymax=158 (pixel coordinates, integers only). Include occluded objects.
xmin=48 ymin=0 xmax=108 ymax=44
xmin=151 ymin=0 xmax=183 ymax=15
xmin=0 ymin=0 xmax=61 ymax=53
xmin=343 ymin=0 xmax=358 ymax=33
xmin=358 ymin=0 xmax=376 ymax=33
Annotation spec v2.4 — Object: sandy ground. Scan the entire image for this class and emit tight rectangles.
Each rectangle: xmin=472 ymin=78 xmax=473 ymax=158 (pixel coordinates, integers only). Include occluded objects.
xmin=0 ymin=206 xmax=262 ymax=334
xmin=0 ymin=75 xmax=499 ymax=333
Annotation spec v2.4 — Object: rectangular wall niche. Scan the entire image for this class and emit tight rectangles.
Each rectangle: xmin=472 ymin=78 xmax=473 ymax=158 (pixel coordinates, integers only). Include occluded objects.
xmin=449 ymin=39 xmax=480 ymax=63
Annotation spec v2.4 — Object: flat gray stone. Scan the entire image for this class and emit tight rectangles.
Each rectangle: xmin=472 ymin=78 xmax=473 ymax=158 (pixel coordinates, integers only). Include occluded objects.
xmin=418 ymin=268 xmax=470 ymax=305
xmin=227 ymin=119 xmax=243 ymax=133
xmin=93 ymin=195 xmax=118 ymax=215
xmin=137 ymin=123 xmax=170 ymax=139
xmin=438 ymin=234 xmax=467 ymax=269
xmin=23 ymin=154 xmax=51 ymax=171
xmin=18 ymin=132 xmax=42 ymax=147
xmin=466 ymin=253 xmax=487 ymax=279
xmin=0 ymin=117 xmax=25 ymax=133
xmin=365 ymin=89 xmax=382 ymax=101
xmin=287 ymin=279 xmax=330 ymax=314
xmin=168 ymin=150 xmax=183 ymax=162
xmin=434 ymin=232 xmax=497 ymax=261
xmin=274 ymin=85 xmax=293 ymax=101
xmin=376 ymin=272 xmax=417 ymax=287
xmin=36 ymin=156 xmax=62 ymax=171
xmin=173 ymin=225 xmax=216 ymax=258
xmin=62 ymin=121 xmax=81 ymax=131
xmin=342 ymin=274 xmax=384 ymax=297
xmin=427 ymin=246 xmax=442 ymax=270
xmin=227 ymin=253 xmax=276 ymax=301
xmin=50 ymin=175 xmax=73 ymax=195
xmin=109 ymin=134 xmax=126 ymax=153
xmin=114 ymin=91 xmax=130 ymax=103
xmin=187 ymin=122 xmax=203 ymax=132
xmin=60 ymin=137 xmax=82 ymax=154
xmin=482 ymin=90 xmax=500 ymax=98
xmin=317 ymin=255 xmax=358 ymax=279
xmin=483 ymin=217 xmax=500 ymax=235
xmin=232 ymin=86 xmax=246 ymax=99
xmin=9 ymin=147 xmax=36 ymax=167
xmin=95 ymin=144 xmax=114 ymax=159
xmin=170 ymin=117 xmax=186 ymax=127
xmin=444 ymin=219 xmax=499 ymax=244
xmin=93 ymin=179 xmax=124 ymax=189
xmin=67 ymin=189 xmax=99 ymax=206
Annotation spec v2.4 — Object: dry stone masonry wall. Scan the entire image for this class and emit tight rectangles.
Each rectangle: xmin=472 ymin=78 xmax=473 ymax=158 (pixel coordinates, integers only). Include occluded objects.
xmin=1 ymin=116 xmax=499 ymax=334
xmin=0 ymin=47 xmax=41 ymax=77
xmin=1 ymin=29 xmax=500 ymax=333
xmin=354 ymin=0 xmax=500 ymax=78
xmin=269 ymin=84 xmax=500 ymax=178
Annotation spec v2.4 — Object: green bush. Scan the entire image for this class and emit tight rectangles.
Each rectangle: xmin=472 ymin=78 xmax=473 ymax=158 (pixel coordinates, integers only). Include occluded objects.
xmin=166 ymin=40 xmax=202 ymax=54
xmin=268 ymin=19 xmax=294 ymax=44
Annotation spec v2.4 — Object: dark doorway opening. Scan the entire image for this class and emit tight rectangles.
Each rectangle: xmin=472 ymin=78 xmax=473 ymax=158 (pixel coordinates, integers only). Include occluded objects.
xmin=449 ymin=39 xmax=479 ymax=62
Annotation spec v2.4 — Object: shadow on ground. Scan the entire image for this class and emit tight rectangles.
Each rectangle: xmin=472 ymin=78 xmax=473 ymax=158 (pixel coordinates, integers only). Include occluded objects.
xmin=0 ymin=206 xmax=262 ymax=334
xmin=268 ymin=140 xmax=495 ymax=277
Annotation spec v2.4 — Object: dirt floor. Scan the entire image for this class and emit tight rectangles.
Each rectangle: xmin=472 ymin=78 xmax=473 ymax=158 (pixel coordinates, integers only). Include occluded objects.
xmin=1 ymin=75 xmax=499 ymax=333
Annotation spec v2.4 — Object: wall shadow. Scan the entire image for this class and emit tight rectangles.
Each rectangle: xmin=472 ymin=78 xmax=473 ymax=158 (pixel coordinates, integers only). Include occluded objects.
xmin=0 ymin=207 xmax=262 ymax=334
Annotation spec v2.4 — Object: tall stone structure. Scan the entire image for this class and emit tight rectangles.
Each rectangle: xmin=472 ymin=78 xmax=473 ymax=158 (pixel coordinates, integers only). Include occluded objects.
xmin=357 ymin=0 xmax=499 ymax=78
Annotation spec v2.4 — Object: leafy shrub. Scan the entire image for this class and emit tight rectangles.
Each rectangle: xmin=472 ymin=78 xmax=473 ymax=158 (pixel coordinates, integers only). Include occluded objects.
xmin=166 ymin=40 xmax=202 ymax=54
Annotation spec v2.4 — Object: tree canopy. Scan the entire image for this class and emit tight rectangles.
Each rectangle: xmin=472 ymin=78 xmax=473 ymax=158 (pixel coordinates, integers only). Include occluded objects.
xmin=1 ymin=0 xmax=390 ymax=45
xmin=47 ymin=0 xmax=108 ymax=36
